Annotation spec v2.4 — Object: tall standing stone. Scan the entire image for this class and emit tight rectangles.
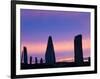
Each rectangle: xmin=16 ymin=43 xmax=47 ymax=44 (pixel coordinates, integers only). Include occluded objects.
xmin=74 ymin=34 xmax=84 ymax=65
xmin=23 ymin=46 xmax=28 ymax=64
xmin=45 ymin=36 xmax=56 ymax=65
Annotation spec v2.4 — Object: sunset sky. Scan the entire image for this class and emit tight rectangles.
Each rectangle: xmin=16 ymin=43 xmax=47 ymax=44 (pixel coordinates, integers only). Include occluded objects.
xmin=21 ymin=9 xmax=91 ymax=62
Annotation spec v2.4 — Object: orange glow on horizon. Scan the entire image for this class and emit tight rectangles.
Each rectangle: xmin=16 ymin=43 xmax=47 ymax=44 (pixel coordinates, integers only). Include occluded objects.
xmin=57 ymin=57 xmax=74 ymax=62
xmin=21 ymin=38 xmax=90 ymax=54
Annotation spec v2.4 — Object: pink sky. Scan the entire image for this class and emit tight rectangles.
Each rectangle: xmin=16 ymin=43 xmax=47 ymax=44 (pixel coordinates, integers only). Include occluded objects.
xmin=21 ymin=38 xmax=90 ymax=62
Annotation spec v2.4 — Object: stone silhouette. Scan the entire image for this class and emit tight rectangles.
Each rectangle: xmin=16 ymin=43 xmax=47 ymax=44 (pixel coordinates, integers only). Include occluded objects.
xmin=74 ymin=34 xmax=83 ymax=65
xmin=35 ymin=57 xmax=38 ymax=64
xmin=23 ymin=46 xmax=28 ymax=64
xmin=40 ymin=58 xmax=43 ymax=64
xmin=21 ymin=35 xmax=90 ymax=70
xmin=30 ymin=56 xmax=32 ymax=64
xmin=45 ymin=36 xmax=56 ymax=65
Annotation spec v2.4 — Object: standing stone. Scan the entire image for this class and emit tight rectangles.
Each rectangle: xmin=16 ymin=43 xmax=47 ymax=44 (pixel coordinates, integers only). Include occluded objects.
xmin=23 ymin=46 xmax=28 ymax=64
xmin=74 ymin=34 xmax=84 ymax=65
xmin=45 ymin=36 xmax=56 ymax=65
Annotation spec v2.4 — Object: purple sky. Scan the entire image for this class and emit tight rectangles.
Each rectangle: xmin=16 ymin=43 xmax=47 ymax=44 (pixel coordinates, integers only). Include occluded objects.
xmin=20 ymin=9 xmax=90 ymax=62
